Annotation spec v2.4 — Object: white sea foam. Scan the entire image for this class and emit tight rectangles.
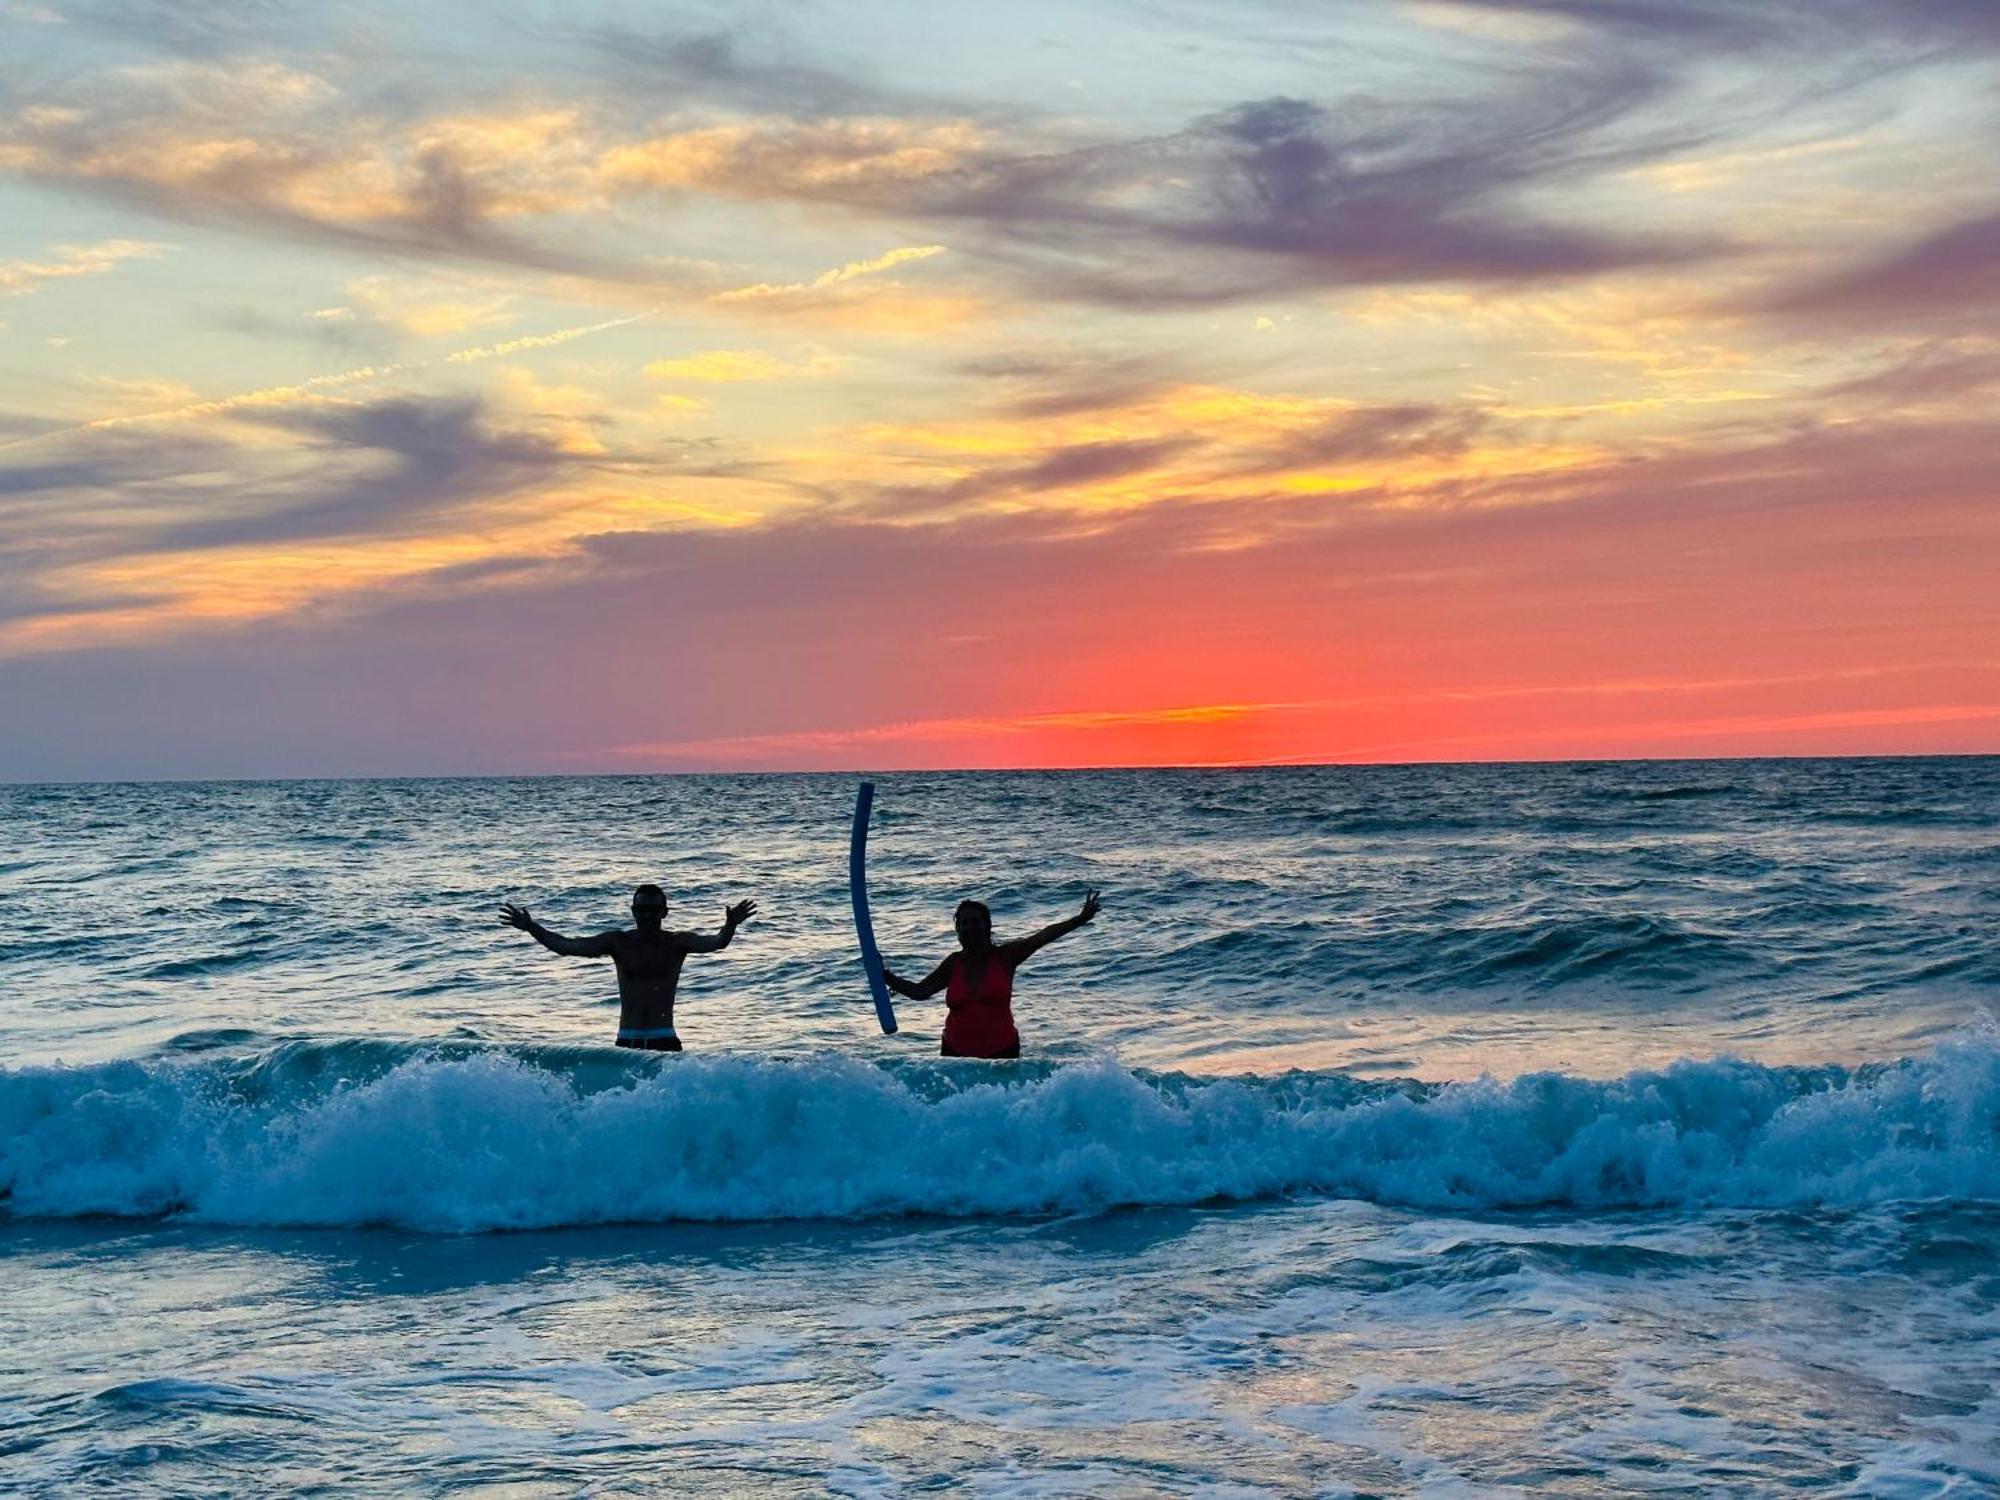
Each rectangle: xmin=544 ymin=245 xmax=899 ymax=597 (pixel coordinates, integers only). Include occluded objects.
xmin=4 ymin=1034 xmax=1997 ymax=1232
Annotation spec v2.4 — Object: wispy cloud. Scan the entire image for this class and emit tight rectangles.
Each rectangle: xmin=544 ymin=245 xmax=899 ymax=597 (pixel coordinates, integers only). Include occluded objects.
xmin=1 ymin=309 xmax=658 ymax=449
xmin=444 ymin=309 xmax=658 ymax=362
xmin=705 ymin=243 xmax=973 ymax=326
xmin=712 ymin=244 xmax=945 ymax=302
xmin=2 ymin=361 xmax=420 ymax=444
xmin=1822 ymin=339 xmax=2000 ymax=405
xmin=1769 ymin=210 xmax=2000 ymax=323
xmin=0 ymin=233 xmax=945 ymax=452
xmin=344 ymin=274 xmax=516 ymax=338
xmin=156 ymin=394 xmax=575 ymax=550
xmin=0 ymin=82 xmax=642 ymax=281
xmin=5 ymin=1 xmax=1995 ymax=318
xmin=643 ymin=348 xmax=843 ymax=383
xmin=0 ymin=238 xmax=165 ymax=295
xmin=0 ymin=390 xmax=609 ymax=655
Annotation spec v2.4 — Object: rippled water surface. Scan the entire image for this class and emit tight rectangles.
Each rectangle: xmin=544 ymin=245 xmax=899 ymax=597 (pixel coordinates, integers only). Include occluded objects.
xmin=3 ymin=759 xmax=1997 ymax=1494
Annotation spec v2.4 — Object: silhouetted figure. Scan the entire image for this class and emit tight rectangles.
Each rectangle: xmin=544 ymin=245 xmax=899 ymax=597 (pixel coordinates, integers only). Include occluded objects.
xmin=500 ymin=885 xmax=755 ymax=1051
xmin=883 ymin=891 xmax=1101 ymax=1058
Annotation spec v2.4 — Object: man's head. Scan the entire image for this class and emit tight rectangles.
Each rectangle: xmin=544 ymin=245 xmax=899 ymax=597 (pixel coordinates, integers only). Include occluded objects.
xmin=632 ymin=883 xmax=667 ymax=928
xmin=954 ymin=899 xmax=993 ymax=951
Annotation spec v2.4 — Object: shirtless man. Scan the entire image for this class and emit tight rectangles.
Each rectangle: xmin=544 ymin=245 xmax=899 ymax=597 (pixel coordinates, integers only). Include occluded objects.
xmin=499 ymin=885 xmax=756 ymax=1051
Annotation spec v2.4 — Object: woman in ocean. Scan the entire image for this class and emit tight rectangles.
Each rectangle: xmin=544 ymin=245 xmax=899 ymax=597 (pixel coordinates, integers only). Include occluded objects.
xmin=882 ymin=891 xmax=1102 ymax=1057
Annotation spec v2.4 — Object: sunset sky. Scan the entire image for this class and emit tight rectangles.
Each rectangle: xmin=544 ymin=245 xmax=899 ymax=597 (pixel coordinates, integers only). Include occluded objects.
xmin=1 ymin=0 xmax=1996 ymax=779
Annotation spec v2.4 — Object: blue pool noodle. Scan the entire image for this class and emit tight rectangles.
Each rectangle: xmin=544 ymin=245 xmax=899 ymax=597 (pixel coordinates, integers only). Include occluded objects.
xmin=850 ymin=781 xmax=898 ymax=1034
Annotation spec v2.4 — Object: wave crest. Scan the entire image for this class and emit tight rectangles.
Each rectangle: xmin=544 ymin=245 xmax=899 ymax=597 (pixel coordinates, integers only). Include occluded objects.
xmin=4 ymin=1036 xmax=1997 ymax=1232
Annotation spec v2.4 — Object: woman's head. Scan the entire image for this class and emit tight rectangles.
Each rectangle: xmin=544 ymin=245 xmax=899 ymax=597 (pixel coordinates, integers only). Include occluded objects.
xmin=954 ymin=899 xmax=993 ymax=951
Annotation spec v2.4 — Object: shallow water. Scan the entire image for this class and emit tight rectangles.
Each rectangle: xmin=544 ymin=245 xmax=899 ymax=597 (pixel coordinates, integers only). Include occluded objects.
xmin=2 ymin=759 xmax=1997 ymax=1493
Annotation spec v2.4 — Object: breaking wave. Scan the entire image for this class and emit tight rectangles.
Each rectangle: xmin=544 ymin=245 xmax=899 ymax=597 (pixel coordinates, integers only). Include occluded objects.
xmin=4 ymin=1033 xmax=1997 ymax=1232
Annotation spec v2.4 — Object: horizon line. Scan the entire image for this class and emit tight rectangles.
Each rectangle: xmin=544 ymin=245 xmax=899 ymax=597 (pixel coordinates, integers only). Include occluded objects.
xmin=3 ymin=746 xmax=1994 ymax=791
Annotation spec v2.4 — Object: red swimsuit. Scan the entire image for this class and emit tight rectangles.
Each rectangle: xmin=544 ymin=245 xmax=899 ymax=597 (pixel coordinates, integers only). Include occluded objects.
xmin=941 ymin=952 xmax=1020 ymax=1058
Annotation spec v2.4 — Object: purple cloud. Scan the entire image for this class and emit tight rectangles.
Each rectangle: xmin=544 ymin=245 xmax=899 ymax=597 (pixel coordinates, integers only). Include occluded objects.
xmin=1771 ymin=210 xmax=2000 ymax=323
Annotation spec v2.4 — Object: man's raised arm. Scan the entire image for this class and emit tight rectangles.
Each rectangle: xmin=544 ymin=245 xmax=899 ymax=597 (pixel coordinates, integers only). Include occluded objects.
xmin=677 ymin=898 xmax=758 ymax=953
xmin=499 ymin=902 xmax=615 ymax=958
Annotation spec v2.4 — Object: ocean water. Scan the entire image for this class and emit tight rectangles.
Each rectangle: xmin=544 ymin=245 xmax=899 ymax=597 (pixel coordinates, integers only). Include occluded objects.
xmin=2 ymin=758 xmax=1996 ymax=1495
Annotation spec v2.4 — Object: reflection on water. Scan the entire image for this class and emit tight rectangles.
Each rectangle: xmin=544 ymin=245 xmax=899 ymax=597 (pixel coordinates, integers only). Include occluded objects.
xmin=6 ymin=1203 xmax=1996 ymax=1494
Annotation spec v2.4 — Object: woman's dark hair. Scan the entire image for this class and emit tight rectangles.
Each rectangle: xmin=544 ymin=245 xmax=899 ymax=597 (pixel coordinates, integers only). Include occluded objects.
xmin=954 ymin=899 xmax=991 ymax=924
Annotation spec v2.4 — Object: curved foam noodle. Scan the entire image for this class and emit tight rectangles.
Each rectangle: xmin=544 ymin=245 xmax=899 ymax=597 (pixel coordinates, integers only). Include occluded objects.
xmin=850 ymin=780 xmax=898 ymax=1034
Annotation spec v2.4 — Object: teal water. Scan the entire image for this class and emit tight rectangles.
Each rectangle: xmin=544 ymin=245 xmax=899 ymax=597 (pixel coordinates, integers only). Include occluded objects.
xmin=2 ymin=760 xmax=1996 ymax=1493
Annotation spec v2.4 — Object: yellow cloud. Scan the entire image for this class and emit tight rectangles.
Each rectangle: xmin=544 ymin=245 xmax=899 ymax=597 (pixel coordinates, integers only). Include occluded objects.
xmin=1401 ymin=0 xmax=1576 ymax=42
xmin=643 ymin=349 xmax=843 ymax=382
xmin=446 ymin=309 xmax=658 ymax=363
xmin=1 ymin=310 xmax=662 ymax=452
xmin=1273 ymin=440 xmax=1609 ymax=498
xmin=115 ymin=59 xmax=337 ymax=113
xmin=709 ymin=244 xmax=985 ymax=333
xmin=1346 ymin=281 xmax=1783 ymax=424
xmin=492 ymin=365 xmax=612 ymax=455
xmin=82 ymin=374 xmax=203 ymax=412
xmin=2 ymin=109 xmax=981 ymax=234
xmin=405 ymin=109 xmax=605 ymax=215
xmin=715 ymin=245 xmax=946 ymax=302
xmin=346 ymin=275 xmax=516 ymax=338
xmin=0 ymin=91 xmax=993 ymax=350
xmin=0 ymin=127 xmax=401 ymax=221
xmin=738 ymin=288 xmax=991 ymax=335
xmin=0 ymin=361 xmax=1632 ymax=659
xmin=7 ymin=363 xmax=413 ymax=444
xmin=0 ymin=469 xmax=784 ymax=657
xmin=1632 ymin=135 xmax=1866 ymax=194
xmin=0 ymin=238 xmax=166 ymax=296
xmin=0 ymin=96 xmax=607 ymax=240
xmin=834 ymin=379 xmax=1619 ymax=519
xmin=601 ymin=118 xmax=981 ymax=198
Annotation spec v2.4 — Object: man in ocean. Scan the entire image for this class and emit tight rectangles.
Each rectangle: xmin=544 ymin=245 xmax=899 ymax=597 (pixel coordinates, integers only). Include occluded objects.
xmin=499 ymin=885 xmax=756 ymax=1051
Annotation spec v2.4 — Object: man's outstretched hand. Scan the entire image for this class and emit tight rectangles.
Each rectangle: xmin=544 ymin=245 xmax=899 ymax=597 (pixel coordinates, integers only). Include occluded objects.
xmin=499 ymin=902 xmax=534 ymax=932
xmin=1076 ymin=890 xmax=1102 ymax=924
xmin=726 ymin=899 xmax=758 ymax=927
